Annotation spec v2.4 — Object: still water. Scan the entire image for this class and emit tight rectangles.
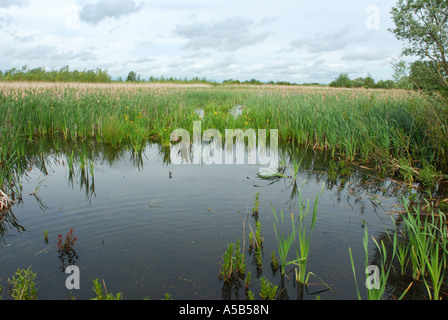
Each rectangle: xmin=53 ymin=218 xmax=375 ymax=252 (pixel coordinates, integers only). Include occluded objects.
xmin=0 ymin=141 xmax=407 ymax=300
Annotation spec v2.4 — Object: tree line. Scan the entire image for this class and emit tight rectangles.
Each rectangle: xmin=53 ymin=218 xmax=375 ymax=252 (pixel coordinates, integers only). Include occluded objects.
xmin=330 ymin=60 xmax=447 ymax=94
xmin=329 ymin=73 xmax=395 ymax=89
xmin=0 ymin=66 xmax=393 ymax=88
xmin=0 ymin=65 xmax=112 ymax=83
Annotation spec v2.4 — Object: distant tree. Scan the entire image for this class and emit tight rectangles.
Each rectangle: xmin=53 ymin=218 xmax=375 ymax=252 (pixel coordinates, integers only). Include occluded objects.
xmin=390 ymin=0 xmax=448 ymax=89
xmin=330 ymin=73 xmax=352 ymax=88
xmin=376 ymin=80 xmax=396 ymax=89
xmin=276 ymin=81 xmax=292 ymax=86
xmin=391 ymin=58 xmax=413 ymax=89
xmin=351 ymin=77 xmax=364 ymax=88
xmin=363 ymin=73 xmax=375 ymax=88
xmin=223 ymin=79 xmax=240 ymax=84
xmin=243 ymin=79 xmax=263 ymax=85
xmin=126 ymin=71 xmax=138 ymax=82
xmin=0 ymin=65 xmax=112 ymax=83
xmin=409 ymin=60 xmax=447 ymax=91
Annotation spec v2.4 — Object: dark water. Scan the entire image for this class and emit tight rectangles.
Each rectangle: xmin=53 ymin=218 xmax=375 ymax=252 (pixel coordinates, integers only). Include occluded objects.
xmin=0 ymin=141 xmax=410 ymax=300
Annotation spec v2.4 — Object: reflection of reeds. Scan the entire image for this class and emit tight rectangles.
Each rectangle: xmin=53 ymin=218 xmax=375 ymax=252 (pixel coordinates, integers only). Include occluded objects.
xmin=1 ymin=82 xmax=442 ymax=175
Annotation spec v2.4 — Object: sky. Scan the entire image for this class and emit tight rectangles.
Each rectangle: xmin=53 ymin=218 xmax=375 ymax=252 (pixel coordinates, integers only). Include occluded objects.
xmin=0 ymin=0 xmax=407 ymax=84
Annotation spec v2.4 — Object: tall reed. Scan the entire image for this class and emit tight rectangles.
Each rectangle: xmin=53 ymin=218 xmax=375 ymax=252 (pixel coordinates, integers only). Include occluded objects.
xmin=292 ymin=184 xmax=322 ymax=286
xmin=400 ymin=198 xmax=448 ymax=299
xmin=272 ymin=184 xmax=324 ymax=288
xmin=0 ymin=82 xmax=444 ymax=200
xmin=349 ymin=226 xmax=399 ymax=300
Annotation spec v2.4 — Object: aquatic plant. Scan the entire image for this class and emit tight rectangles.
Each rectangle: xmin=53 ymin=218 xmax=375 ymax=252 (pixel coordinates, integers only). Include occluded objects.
xmin=57 ymin=228 xmax=79 ymax=272
xmin=9 ymin=267 xmax=38 ymax=300
xmin=417 ymin=161 xmax=441 ymax=190
xmin=292 ymin=185 xmax=322 ymax=287
xmin=91 ymin=279 xmax=123 ymax=300
xmin=219 ymin=240 xmax=246 ymax=282
xmin=43 ymin=229 xmax=48 ymax=244
xmin=0 ymin=82 xmax=446 ymax=196
xmin=272 ymin=207 xmax=296 ymax=276
xmin=162 ymin=292 xmax=173 ymax=300
xmin=259 ymin=277 xmax=278 ymax=300
xmin=270 ymin=251 xmax=279 ymax=273
xmin=244 ymin=272 xmax=251 ymax=293
xmin=349 ymin=227 xmax=398 ymax=300
xmin=252 ymin=192 xmax=260 ymax=216
xmin=1 ymin=82 xmax=448 ymax=300
xmin=248 ymin=220 xmax=264 ymax=271
xmin=400 ymin=198 xmax=448 ymax=299
xmin=57 ymin=228 xmax=77 ymax=254
xmin=248 ymin=220 xmax=263 ymax=251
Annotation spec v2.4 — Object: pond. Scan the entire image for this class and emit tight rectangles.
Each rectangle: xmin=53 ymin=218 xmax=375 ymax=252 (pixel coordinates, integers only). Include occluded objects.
xmin=0 ymin=138 xmax=415 ymax=300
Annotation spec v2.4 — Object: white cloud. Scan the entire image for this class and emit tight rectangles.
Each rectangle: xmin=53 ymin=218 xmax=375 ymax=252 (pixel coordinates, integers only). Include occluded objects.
xmin=78 ymin=0 xmax=144 ymax=25
xmin=341 ymin=47 xmax=391 ymax=62
xmin=290 ymin=26 xmax=373 ymax=54
xmin=65 ymin=5 xmax=80 ymax=30
xmin=0 ymin=0 xmax=28 ymax=8
xmin=0 ymin=0 xmax=405 ymax=83
xmin=174 ymin=16 xmax=270 ymax=52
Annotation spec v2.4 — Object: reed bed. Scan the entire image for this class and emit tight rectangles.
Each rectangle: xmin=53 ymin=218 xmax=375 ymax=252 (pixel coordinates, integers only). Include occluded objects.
xmin=0 ymin=82 xmax=444 ymax=194
xmin=1 ymin=81 xmax=447 ymax=299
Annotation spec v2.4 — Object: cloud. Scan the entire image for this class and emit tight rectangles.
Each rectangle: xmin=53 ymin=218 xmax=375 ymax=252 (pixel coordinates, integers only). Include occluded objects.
xmin=0 ymin=0 xmax=400 ymax=84
xmin=173 ymin=16 xmax=270 ymax=52
xmin=290 ymin=26 xmax=372 ymax=54
xmin=0 ymin=0 xmax=28 ymax=8
xmin=341 ymin=47 xmax=390 ymax=62
xmin=66 ymin=5 xmax=81 ymax=30
xmin=14 ymin=44 xmax=96 ymax=62
xmin=79 ymin=0 xmax=143 ymax=25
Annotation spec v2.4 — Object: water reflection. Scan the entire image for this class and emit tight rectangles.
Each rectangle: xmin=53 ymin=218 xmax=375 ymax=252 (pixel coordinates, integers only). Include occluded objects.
xmin=0 ymin=208 xmax=26 ymax=246
xmin=0 ymin=136 xmax=414 ymax=248
xmin=1 ymin=136 xmax=445 ymax=299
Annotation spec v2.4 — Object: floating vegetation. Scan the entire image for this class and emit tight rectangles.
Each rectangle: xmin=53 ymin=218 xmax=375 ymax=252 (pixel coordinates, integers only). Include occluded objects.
xmin=0 ymin=189 xmax=13 ymax=212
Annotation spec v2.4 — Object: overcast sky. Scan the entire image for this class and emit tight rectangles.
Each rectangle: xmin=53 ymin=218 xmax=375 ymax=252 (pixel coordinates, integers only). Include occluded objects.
xmin=0 ymin=0 xmax=406 ymax=83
